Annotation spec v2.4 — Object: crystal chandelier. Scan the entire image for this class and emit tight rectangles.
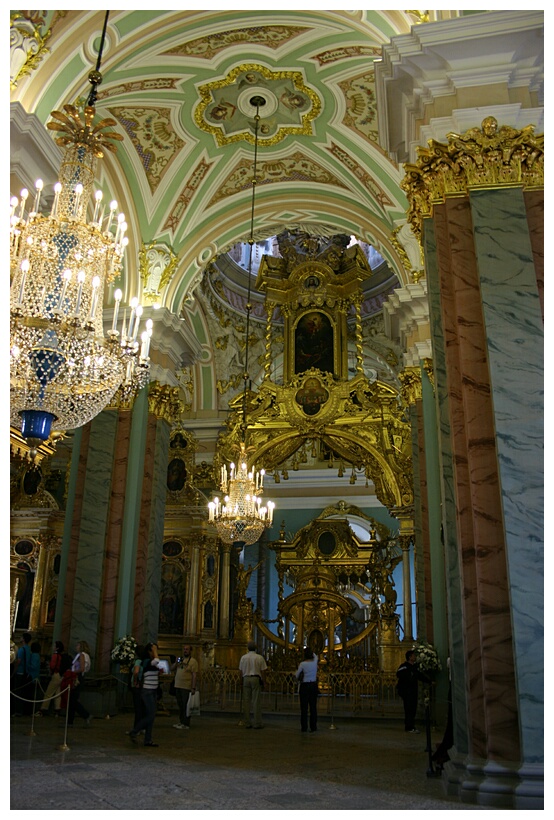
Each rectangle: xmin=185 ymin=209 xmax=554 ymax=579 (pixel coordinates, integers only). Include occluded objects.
xmin=208 ymin=442 xmax=274 ymax=545
xmin=208 ymin=96 xmax=275 ymax=546
xmin=9 ymin=12 xmax=151 ymax=447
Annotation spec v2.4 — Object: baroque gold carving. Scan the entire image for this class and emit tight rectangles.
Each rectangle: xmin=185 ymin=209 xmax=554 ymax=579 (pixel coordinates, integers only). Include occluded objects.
xmin=10 ymin=11 xmax=66 ymax=88
xmin=148 ymin=382 xmax=183 ymax=422
xmin=215 ymin=371 xmax=413 ymax=510
xmin=399 ymin=367 xmax=422 ymax=406
xmin=402 ymin=117 xmax=544 ymax=239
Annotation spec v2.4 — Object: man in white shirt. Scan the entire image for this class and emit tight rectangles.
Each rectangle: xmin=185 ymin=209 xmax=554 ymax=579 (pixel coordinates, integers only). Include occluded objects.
xmin=295 ymin=648 xmax=319 ymax=732
xmin=238 ymin=641 xmax=267 ymax=729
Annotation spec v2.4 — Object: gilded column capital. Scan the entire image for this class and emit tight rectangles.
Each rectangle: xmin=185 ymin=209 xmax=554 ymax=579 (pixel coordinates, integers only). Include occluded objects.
xmin=402 ymin=117 xmax=544 ymax=238
xmin=147 ymin=381 xmax=183 ymax=423
xmin=399 ymin=366 xmax=422 ymax=406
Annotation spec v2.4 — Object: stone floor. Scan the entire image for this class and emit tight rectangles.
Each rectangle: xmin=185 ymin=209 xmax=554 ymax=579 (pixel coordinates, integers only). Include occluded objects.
xmin=10 ymin=708 xmax=493 ymax=812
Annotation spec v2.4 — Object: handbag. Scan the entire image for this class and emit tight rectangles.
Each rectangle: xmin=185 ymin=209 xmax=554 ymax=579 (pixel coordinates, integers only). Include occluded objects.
xmin=169 ymin=679 xmax=176 ymax=697
xmin=186 ymin=690 xmax=201 ymax=717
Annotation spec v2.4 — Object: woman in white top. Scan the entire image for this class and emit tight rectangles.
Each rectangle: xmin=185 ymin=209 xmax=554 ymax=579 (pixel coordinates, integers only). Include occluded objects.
xmin=68 ymin=640 xmax=92 ymax=726
xmin=295 ymin=648 xmax=318 ymax=732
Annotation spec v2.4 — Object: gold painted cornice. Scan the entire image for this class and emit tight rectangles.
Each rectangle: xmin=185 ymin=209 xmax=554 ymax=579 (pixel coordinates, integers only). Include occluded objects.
xmin=402 ymin=117 xmax=544 ymax=239
xmin=148 ymin=381 xmax=183 ymax=422
xmin=399 ymin=367 xmax=422 ymax=406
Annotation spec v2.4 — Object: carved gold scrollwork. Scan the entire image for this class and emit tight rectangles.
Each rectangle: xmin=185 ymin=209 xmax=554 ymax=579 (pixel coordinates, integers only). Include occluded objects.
xmin=422 ymin=358 xmax=434 ymax=391
xmin=399 ymin=367 xmax=422 ymax=406
xmin=402 ymin=117 xmax=544 ymax=239
xmin=147 ymin=381 xmax=183 ymax=423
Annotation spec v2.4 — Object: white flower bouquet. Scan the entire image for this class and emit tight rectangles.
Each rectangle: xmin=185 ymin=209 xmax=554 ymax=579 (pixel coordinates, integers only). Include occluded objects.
xmin=111 ymin=634 xmax=138 ymax=665
xmin=413 ymin=640 xmax=442 ymax=672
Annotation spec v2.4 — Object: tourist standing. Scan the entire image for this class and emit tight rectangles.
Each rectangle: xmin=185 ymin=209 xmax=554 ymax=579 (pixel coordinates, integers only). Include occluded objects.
xmin=171 ymin=644 xmax=198 ymax=730
xmin=68 ymin=640 xmax=92 ymax=727
xmin=296 ymin=648 xmax=319 ymax=732
xmin=396 ymin=649 xmax=429 ymax=733
xmin=238 ymin=641 xmax=267 ymax=729
xmin=128 ymin=642 xmax=163 ymax=747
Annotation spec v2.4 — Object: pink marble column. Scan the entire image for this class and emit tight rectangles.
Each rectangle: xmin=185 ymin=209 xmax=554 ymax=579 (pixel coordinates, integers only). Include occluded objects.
xmin=434 ymin=198 xmax=520 ymax=762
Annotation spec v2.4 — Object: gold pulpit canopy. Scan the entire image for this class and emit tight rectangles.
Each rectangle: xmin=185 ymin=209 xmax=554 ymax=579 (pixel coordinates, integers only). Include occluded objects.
xmin=215 ymin=230 xmax=414 ymax=514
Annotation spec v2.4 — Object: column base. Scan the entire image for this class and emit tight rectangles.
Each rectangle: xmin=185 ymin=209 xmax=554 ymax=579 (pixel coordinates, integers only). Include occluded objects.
xmin=443 ymin=753 xmax=543 ymax=809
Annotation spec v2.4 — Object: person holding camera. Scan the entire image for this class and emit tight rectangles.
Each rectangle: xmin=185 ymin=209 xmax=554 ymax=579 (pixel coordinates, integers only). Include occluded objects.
xmin=171 ymin=644 xmax=198 ymax=730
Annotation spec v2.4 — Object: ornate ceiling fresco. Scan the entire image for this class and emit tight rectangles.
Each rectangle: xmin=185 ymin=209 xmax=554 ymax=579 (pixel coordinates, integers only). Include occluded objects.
xmin=10 ymin=9 xmax=425 ymax=425
xmin=11 ymin=10 xmax=415 ymax=300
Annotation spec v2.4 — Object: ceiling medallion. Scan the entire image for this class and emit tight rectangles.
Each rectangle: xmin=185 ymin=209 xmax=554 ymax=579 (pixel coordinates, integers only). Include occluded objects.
xmin=195 ymin=63 xmax=321 ymax=147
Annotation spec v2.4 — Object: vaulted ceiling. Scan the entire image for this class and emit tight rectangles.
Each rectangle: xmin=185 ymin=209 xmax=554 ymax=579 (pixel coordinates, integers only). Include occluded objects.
xmin=11 ymin=9 xmax=421 ymax=317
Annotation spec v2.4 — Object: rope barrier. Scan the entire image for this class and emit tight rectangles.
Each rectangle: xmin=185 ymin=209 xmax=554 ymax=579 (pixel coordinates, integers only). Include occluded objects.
xmin=11 ymin=682 xmax=76 ymax=749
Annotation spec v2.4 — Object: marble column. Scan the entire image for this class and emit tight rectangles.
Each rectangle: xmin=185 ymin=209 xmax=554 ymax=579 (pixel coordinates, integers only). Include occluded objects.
xmin=470 ymin=186 xmax=543 ymax=769
xmin=412 ymin=119 xmax=543 ymax=806
xmin=113 ymin=387 xmax=149 ymax=645
xmin=96 ymin=410 xmax=132 ymax=671
xmin=133 ymin=411 xmax=171 ymax=644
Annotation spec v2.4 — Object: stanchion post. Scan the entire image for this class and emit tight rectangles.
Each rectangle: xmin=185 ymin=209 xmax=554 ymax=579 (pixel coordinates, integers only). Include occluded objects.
xmin=58 ymin=684 xmax=71 ymax=751
xmin=329 ymin=673 xmax=336 ymax=730
xmin=26 ymin=678 xmax=39 ymax=736
xmin=424 ymin=692 xmax=440 ymax=778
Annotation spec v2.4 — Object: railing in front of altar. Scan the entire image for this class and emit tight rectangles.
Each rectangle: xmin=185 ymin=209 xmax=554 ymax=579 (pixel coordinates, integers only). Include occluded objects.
xmin=197 ymin=668 xmax=403 ymax=719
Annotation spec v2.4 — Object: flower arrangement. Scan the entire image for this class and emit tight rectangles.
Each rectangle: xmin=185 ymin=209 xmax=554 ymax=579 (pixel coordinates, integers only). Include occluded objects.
xmin=111 ymin=634 xmax=138 ymax=666
xmin=413 ymin=640 xmax=442 ymax=672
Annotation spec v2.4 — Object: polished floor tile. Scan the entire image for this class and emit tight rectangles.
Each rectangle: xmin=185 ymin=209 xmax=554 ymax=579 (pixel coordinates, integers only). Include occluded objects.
xmin=11 ymin=711 xmax=488 ymax=811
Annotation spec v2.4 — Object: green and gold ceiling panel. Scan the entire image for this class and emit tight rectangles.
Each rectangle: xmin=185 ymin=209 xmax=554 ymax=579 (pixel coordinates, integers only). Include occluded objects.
xmin=206 ymin=151 xmax=348 ymax=209
xmin=12 ymin=8 xmax=421 ymax=321
xmin=337 ymin=70 xmax=380 ymax=147
xmin=310 ymin=44 xmax=383 ymax=68
xmin=194 ymin=63 xmax=321 ymax=148
xmin=161 ymin=25 xmax=312 ymax=60
xmin=108 ymin=105 xmax=186 ymax=195
xmin=162 ymin=155 xmax=216 ymax=236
